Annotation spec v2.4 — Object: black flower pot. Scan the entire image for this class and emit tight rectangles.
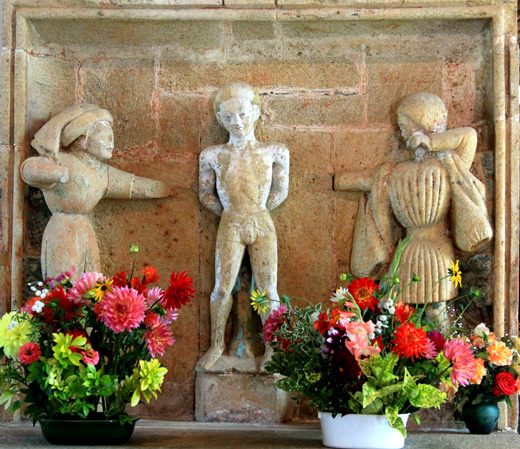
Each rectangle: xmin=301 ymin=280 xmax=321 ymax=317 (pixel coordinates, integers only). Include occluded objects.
xmin=39 ymin=415 xmax=138 ymax=445
xmin=462 ymin=396 xmax=499 ymax=434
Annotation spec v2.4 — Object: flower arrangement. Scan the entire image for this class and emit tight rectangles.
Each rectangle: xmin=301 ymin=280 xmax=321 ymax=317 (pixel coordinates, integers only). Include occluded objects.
xmin=253 ymin=240 xmax=484 ymax=437
xmin=0 ymin=247 xmax=195 ymax=425
xmin=454 ymin=323 xmax=520 ymax=407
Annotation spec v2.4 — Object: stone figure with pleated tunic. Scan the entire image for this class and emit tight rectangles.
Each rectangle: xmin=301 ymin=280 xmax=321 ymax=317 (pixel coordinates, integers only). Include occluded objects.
xmin=21 ymin=104 xmax=172 ymax=280
xmin=334 ymin=92 xmax=493 ymax=328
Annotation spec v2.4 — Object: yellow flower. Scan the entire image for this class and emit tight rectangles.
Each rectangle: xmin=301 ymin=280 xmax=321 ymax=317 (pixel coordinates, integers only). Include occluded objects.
xmin=92 ymin=278 xmax=114 ymax=302
xmin=250 ymin=289 xmax=269 ymax=315
xmin=0 ymin=312 xmax=32 ymax=360
xmin=448 ymin=260 xmax=462 ymax=288
xmin=130 ymin=359 xmax=168 ymax=407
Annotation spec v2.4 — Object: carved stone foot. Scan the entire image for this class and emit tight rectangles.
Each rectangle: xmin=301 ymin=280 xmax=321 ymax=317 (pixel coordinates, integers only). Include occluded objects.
xmin=196 ymin=344 xmax=224 ymax=371
xmin=259 ymin=346 xmax=274 ymax=373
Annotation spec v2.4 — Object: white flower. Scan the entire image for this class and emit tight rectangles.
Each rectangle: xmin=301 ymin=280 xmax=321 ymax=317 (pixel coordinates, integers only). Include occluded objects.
xmin=388 ymin=306 xmax=396 ymax=314
xmin=31 ymin=300 xmax=45 ymax=314
xmin=368 ymin=332 xmax=375 ymax=339
xmin=330 ymin=287 xmax=348 ymax=303
xmin=37 ymin=282 xmax=43 ymax=287
xmin=474 ymin=323 xmax=490 ymax=338
xmin=30 ymin=286 xmax=37 ymax=292
xmin=379 ymin=315 xmax=388 ymax=322
xmin=35 ymin=290 xmax=41 ymax=297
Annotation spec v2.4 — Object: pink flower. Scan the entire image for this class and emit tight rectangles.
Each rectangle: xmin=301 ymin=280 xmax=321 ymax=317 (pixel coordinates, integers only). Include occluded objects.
xmin=262 ymin=305 xmax=287 ymax=343
xmin=97 ymin=286 xmax=146 ymax=333
xmin=56 ymin=267 xmax=76 ymax=284
xmin=81 ymin=346 xmax=99 ymax=365
xmin=444 ymin=338 xmax=477 ymax=387
xmin=19 ymin=342 xmax=41 ymax=365
xmin=344 ymin=321 xmax=381 ymax=359
xmin=425 ymin=338 xmax=438 ymax=360
xmin=146 ymin=287 xmax=164 ymax=305
xmin=145 ymin=322 xmax=175 ymax=357
xmin=144 ymin=312 xmax=160 ymax=328
xmin=161 ymin=309 xmax=179 ymax=325
xmin=67 ymin=272 xmax=105 ymax=304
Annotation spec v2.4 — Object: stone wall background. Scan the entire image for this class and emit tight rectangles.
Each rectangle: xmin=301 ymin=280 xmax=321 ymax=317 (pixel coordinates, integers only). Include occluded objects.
xmin=16 ymin=16 xmax=496 ymax=421
xmin=3 ymin=0 xmax=518 ymax=425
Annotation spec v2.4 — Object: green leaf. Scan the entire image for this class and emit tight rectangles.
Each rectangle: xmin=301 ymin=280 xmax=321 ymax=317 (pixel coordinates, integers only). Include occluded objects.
xmin=130 ymin=389 xmax=140 ymax=407
xmin=408 ymin=384 xmax=447 ymax=409
xmin=385 ymin=405 xmax=407 ymax=437
xmin=411 ymin=413 xmax=421 ymax=425
xmin=362 ymin=383 xmax=380 ymax=408
xmin=358 ymin=359 xmax=371 ymax=377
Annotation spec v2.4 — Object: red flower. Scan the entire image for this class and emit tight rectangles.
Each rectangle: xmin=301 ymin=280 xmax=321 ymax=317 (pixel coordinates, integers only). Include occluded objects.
xmin=314 ymin=312 xmax=332 ymax=335
xmin=111 ymin=271 xmax=128 ymax=288
xmin=427 ymin=331 xmax=445 ymax=353
xmin=493 ymin=372 xmax=517 ymax=397
xmin=142 ymin=266 xmax=160 ymax=284
xmin=40 ymin=286 xmax=77 ymax=324
xmin=130 ymin=277 xmax=148 ymax=296
xmin=348 ymin=278 xmax=378 ymax=311
xmin=394 ymin=302 xmax=415 ymax=324
xmin=19 ymin=342 xmax=41 ymax=365
xmin=391 ymin=323 xmax=429 ymax=360
xmin=370 ymin=335 xmax=384 ymax=350
xmin=81 ymin=347 xmax=100 ymax=366
xmin=262 ymin=306 xmax=287 ymax=343
xmin=160 ymin=271 xmax=196 ymax=311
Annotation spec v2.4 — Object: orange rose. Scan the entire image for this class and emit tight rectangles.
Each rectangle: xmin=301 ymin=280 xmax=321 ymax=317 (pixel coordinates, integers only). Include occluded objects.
xmin=487 ymin=341 xmax=513 ymax=366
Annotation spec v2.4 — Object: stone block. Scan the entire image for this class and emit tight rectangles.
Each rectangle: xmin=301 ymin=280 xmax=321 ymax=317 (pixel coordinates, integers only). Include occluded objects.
xmin=0 ymin=49 xmax=12 ymax=145
xmin=160 ymin=60 xmax=360 ymax=92
xmin=231 ymin=21 xmax=276 ymax=42
xmin=225 ymin=0 xmax=275 ymax=6
xmin=195 ymin=371 xmax=293 ymax=423
xmin=157 ymin=94 xmax=201 ymax=155
xmin=333 ymin=195 xmax=359 ymax=279
xmin=274 ymin=190 xmax=334 ymax=303
xmin=0 ymin=146 xmax=12 ymax=258
xmin=334 ymin=129 xmax=401 ymax=172
xmin=26 ymin=55 xmax=77 ymax=143
xmin=258 ymin=128 xmax=333 ymax=192
xmin=266 ymin=94 xmax=363 ymax=127
xmin=367 ymin=62 xmax=443 ymax=124
xmin=79 ymin=59 xmax=155 ymax=150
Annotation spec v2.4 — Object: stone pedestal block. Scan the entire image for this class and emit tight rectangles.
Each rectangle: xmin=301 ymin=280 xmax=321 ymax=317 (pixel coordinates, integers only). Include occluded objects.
xmin=195 ymin=370 xmax=294 ymax=423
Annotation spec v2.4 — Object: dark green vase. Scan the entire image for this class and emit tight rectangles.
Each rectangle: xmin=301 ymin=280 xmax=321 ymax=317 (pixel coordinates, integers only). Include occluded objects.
xmin=462 ymin=396 xmax=500 ymax=434
xmin=39 ymin=415 xmax=138 ymax=445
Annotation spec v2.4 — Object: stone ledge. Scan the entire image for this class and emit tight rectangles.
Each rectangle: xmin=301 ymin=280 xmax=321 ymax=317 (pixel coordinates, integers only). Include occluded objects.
xmin=0 ymin=421 xmax=519 ymax=448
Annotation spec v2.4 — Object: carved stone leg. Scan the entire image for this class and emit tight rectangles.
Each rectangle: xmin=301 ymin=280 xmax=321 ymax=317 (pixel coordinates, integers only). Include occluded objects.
xmin=197 ymin=238 xmax=246 ymax=371
xmin=425 ymin=301 xmax=450 ymax=334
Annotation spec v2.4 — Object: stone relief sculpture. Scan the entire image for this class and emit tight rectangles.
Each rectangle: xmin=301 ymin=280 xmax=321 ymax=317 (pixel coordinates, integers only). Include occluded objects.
xmin=21 ymin=104 xmax=171 ymax=279
xmin=197 ymin=83 xmax=290 ymax=371
xmin=334 ymin=92 xmax=492 ymax=328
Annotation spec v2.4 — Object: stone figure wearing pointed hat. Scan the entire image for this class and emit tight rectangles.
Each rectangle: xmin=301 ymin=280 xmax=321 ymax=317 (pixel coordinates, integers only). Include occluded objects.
xmin=21 ymin=104 xmax=172 ymax=279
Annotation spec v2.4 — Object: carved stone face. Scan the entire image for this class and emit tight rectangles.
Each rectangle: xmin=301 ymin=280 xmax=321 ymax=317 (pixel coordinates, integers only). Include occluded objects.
xmin=217 ymin=98 xmax=259 ymax=139
xmin=85 ymin=121 xmax=114 ymax=161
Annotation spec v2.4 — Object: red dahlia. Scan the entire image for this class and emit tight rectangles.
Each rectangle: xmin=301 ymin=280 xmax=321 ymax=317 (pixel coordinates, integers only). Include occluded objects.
xmin=348 ymin=278 xmax=379 ymax=311
xmin=160 ymin=271 xmax=196 ymax=311
xmin=391 ymin=323 xmax=429 ymax=360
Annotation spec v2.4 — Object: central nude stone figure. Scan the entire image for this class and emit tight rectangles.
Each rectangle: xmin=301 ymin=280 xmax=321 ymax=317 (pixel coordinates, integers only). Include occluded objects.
xmin=197 ymin=83 xmax=290 ymax=371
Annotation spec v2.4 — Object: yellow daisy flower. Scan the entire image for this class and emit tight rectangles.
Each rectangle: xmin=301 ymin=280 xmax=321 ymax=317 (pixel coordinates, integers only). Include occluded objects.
xmin=250 ymin=289 xmax=270 ymax=315
xmin=448 ymin=260 xmax=462 ymax=288
xmin=92 ymin=278 xmax=114 ymax=302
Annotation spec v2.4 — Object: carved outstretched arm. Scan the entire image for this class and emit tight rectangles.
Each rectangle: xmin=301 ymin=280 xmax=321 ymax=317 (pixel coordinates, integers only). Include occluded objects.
xmin=266 ymin=145 xmax=290 ymax=211
xmin=20 ymin=156 xmax=69 ymax=190
xmin=199 ymin=150 xmax=223 ymax=217
xmin=105 ymin=166 xmax=172 ymax=199
xmin=333 ymin=168 xmax=376 ymax=192
xmin=430 ymin=127 xmax=477 ymax=169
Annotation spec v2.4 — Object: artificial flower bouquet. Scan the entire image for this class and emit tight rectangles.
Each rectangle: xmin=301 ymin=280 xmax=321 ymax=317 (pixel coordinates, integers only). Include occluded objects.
xmin=254 ymin=241 xmax=481 ymax=437
xmin=454 ymin=323 xmax=520 ymax=407
xmin=0 ymin=250 xmax=195 ymax=425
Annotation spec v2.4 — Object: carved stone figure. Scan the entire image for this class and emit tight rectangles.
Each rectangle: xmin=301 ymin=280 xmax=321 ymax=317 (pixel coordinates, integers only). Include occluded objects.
xmin=21 ymin=104 xmax=171 ymax=279
xmin=334 ymin=92 xmax=492 ymax=326
xmin=197 ymin=83 xmax=289 ymax=371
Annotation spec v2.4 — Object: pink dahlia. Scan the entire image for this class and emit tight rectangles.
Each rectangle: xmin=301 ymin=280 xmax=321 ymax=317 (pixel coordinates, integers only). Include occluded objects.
xmin=97 ymin=286 xmax=146 ymax=333
xmin=81 ymin=346 xmax=100 ymax=365
xmin=424 ymin=338 xmax=438 ymax=360
xmin=161 ymin=308 xmax=179 ymax=325
xmin=18 ymin=342 xmax=41 ymax=365
xmin=146 ymin=287 xmax=164 ymax=306
xmin=262 ymin=305 xmax=287 ymax=343
xmin=444 ymin=338 xmax=477 ymax=387
xmin=145 ymin=322 xmax=175 ymax=357
xmin=68 ymin=272 xmax=105 ymax=304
